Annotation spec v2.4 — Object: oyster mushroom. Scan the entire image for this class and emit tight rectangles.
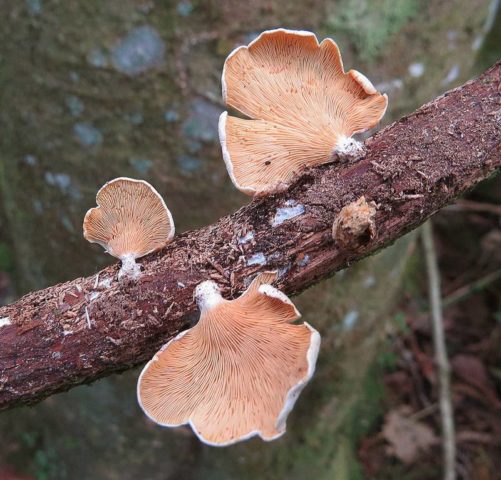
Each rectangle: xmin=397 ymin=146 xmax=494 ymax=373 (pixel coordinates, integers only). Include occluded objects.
xmin=83 ymin=177 xmax=175 ymax=279
xmin=137 ymin=272 xmax=320 ymax=446
xmin=219 ymin=28 xmax=388 ymax=196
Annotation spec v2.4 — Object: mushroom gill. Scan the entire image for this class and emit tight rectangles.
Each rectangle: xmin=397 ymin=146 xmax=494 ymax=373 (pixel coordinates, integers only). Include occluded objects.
xmin=137 ymin=272 xmax=320 ymax=446
xmin=219 ymin=28 xmax=388 ymax=196
xmin=83 ymin=177 xmax=175 ymax=278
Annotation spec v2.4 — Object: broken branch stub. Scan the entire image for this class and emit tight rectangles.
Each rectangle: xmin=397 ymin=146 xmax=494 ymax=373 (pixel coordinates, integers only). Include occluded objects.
xmin=332 ymin=196 xmax=377 ymax=249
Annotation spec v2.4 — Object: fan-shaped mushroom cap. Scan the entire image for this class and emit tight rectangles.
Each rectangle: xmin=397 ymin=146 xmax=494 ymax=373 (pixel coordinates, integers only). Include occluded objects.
xmin=137 ymin=272 xmax=320 ymax=446
xmin=83 ymin=177 xmax=174 ymax=277
xmin=219 ymin=28 xmax=388 ymax=195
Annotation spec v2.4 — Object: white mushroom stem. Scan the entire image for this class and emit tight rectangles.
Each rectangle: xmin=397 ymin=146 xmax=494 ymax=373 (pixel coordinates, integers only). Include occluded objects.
xmin=331 ymin=136 xmax=365 ymax=162
xmin=195 ymin=280 xmax=223 ymax=311
xmin=118 ymin=253 xmax=141 ymax=280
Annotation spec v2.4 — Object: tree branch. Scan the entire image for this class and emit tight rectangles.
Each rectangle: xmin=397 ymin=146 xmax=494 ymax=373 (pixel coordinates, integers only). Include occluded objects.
xmin=1 ymin=62 xmax=500 ymax=411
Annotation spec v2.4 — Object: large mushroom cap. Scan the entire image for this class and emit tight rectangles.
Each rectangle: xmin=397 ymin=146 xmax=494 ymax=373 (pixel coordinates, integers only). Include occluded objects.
xmin=220 ymin=28 xmax=388 ymax=195
xmin=83 ymin=177 xmax=175 ymax=260
xmin=137 ymin=272 xmax=320 ymax=446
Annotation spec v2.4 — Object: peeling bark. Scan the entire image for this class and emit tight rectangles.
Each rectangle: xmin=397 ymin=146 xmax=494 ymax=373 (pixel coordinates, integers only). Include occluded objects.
xmin=1 ymin=62 xmax=500 ymax=411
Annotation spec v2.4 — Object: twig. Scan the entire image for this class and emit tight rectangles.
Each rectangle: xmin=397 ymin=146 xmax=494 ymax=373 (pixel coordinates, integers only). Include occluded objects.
xmin=442 ymin=268 xmax=501 ymax=307
xmin=408 ymin=403 xmax=438 ymax=422
xmin=421 ymin=221 xmax=456 ymax=480
xmin=84 ymin=307 xmax=92 ymax=329
xmin=445 ymin=199 xmax=501 ymax=216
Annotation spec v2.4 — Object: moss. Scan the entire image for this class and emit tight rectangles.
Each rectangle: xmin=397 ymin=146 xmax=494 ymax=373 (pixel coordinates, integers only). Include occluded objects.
xmin=378 ymin=347 xmax=399 ymax=371
xmin=13 ymin=431 xmax=66 ymax=480
xmin=328 ymin=437 xmax=364 ymax=480
xmin=393 ymin=311 xmax=411 ymax=334
xmin=33 ymin=447 xmax=61 ymax=480
xmin=326 ymin=0 xmax=418 ymax=62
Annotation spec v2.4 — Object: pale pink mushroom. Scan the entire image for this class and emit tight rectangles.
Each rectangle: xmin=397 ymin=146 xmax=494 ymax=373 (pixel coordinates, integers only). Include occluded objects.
xmin=83 ymin=177 xmax=174 ymax=279
xmin=219 ymin=28 xmax=388 ymax=196
xmin=137 ymin=272 xmax=320 ymax=446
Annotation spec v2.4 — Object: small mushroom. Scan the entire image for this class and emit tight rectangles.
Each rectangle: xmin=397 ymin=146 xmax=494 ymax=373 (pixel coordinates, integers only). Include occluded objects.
xmin=83 ymin=177 xmax=175 ymax=279
xmin=137 ymin=272 xmax=320 ymax=446
xmin=219 ymin=28 xmax=388 ymax=196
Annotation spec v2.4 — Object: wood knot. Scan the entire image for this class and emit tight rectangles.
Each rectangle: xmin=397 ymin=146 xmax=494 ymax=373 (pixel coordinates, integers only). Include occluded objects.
xmin=332 ymin=196 xmax=377 ymax=249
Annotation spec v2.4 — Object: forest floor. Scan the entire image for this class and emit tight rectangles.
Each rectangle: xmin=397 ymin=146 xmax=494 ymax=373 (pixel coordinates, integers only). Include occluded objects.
xmin=358 ymin=175 xmax=501 ymax=480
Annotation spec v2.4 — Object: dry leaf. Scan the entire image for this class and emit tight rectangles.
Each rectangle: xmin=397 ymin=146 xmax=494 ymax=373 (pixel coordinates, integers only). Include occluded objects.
xmin=382 ymin=408 xmax=437 ymax=464
xmin=451 ymin=355 xmax=501 ymax=408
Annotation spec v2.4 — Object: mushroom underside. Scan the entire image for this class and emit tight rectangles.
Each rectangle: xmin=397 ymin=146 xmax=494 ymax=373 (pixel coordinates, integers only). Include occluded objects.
xmin=220 ymin=29 xmax=388 ymax=194
xmin=137 ymin=273 xmax=320 ymax=446
xmin=83 ymin=177 xmax=175 ymax=260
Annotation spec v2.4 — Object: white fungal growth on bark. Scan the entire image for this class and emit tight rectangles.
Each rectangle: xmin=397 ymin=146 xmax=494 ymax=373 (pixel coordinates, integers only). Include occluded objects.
xmin=98 ymin=277 xmax=113 ymax=289
xmin=0 ymin=317 xmax=11 ymax=327
xmin=332 ymin=136 xmax=365 ymax=161
xmin=238 ymin=231 xmax=255 ymax=244
xmin=118 ymin=254 xmax=141 ymax=280
xmin=272 ymin=201 xmax=305 ymax=227
xmin=247 ymin=252 xmax=267 ymax=266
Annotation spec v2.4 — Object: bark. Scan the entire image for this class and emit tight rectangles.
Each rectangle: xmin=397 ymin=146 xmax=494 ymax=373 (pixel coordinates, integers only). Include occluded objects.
xmin=1 ymin=62 xmax=500 ymax=412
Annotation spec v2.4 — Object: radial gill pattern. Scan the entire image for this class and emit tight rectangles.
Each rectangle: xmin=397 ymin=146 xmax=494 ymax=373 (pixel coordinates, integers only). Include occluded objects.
xmin=83 ymin=177 xmax=174 ymax=260
xmin=137 ymin=272 xmax=321 ymax=446
xmin=220 ymin=28 xmax=388 ymax=195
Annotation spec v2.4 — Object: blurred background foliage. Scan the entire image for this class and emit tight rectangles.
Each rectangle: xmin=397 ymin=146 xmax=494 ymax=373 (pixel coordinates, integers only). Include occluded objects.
xmin=0 ymin=0 xmax=499 ymax=479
